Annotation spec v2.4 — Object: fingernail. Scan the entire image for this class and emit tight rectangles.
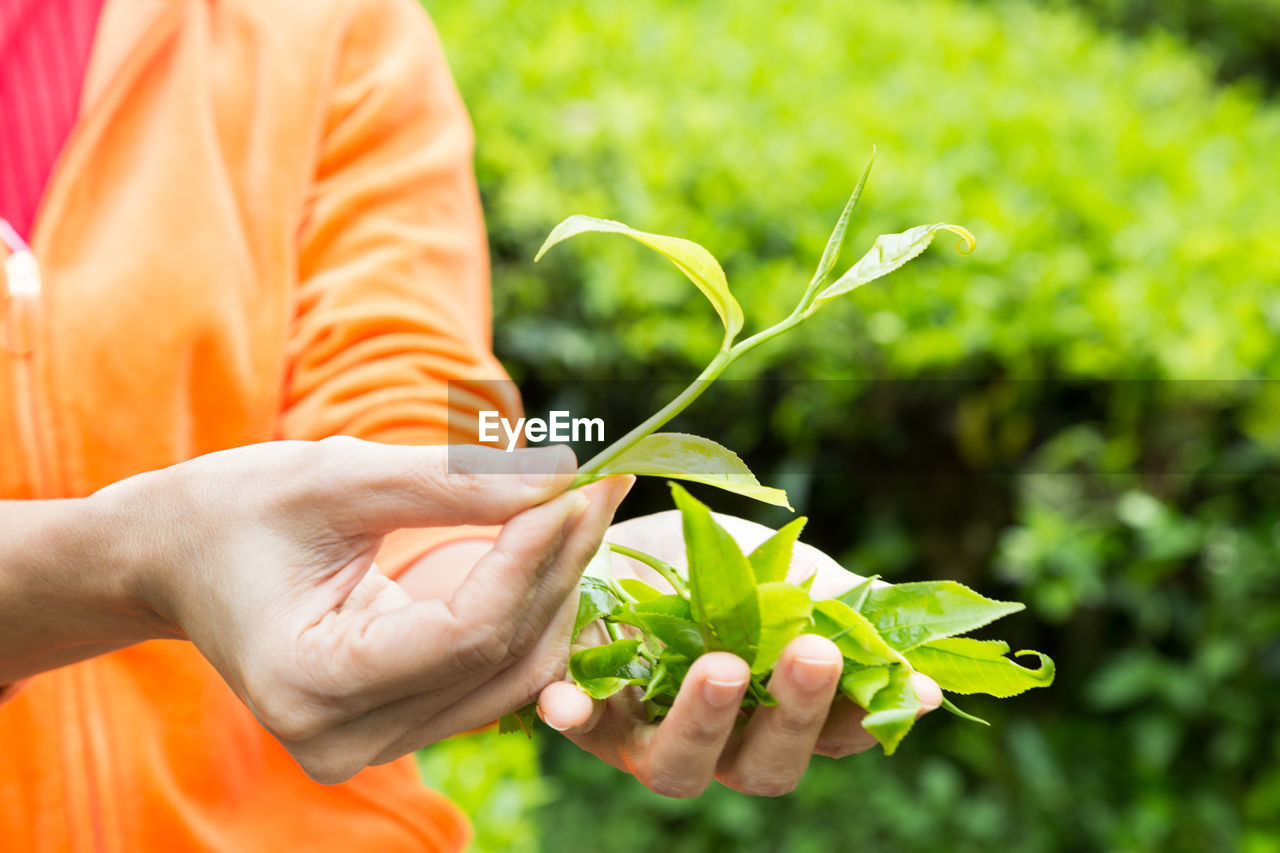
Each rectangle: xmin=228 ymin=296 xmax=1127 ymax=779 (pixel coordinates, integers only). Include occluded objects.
xmin=518 ymin=445 xmax=576 ymax=487
xmin=543 ymin=719 xmax=571 ymax=732
xmin=703 ymin=678 xmax=747 ymax=709
xmin=792 ymin=656 xmax=839 ymax=692
xmin=608 ymin=475 xmax=636 ymax=506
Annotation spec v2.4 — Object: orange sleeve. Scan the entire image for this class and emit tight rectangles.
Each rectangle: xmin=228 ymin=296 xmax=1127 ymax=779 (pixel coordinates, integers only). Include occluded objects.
xmin=278 ymin=0 xmax=520 ymax=576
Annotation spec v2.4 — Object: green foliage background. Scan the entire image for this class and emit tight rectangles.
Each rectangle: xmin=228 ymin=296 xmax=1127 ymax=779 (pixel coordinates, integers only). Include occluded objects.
xmin=416 ymin=0 xmax=1280 ymax=849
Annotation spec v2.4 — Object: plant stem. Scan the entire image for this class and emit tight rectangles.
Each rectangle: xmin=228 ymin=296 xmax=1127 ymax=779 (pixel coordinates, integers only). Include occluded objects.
xmin=607 ymin=543 xmax=688 ymax=597
xmin=572 ymin=305 xmax=810 ymax=488
xmin=573 ymin=349 xmax=732 ymax=484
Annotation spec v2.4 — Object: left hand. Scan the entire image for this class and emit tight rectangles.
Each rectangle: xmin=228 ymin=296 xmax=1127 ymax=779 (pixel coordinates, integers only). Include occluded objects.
xmin=536 ymin=509 xmax=942 ymax=798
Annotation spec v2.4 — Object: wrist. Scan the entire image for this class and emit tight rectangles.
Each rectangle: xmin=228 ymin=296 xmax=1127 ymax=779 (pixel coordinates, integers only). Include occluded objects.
xmin=0 ymin=490 xmax=178 ymax=683
xmin=82 ymin=475 xmax=188 ymax=643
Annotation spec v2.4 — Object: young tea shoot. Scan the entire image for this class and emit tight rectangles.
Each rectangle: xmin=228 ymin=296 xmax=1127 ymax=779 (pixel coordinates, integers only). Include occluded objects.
xmin=524 ymin=484 xmax=1054 ymax=754
xmin=499 ymin=152 xmax=1053 ymax=752
xmin=536 ymin=149 xmax=974 ymax=506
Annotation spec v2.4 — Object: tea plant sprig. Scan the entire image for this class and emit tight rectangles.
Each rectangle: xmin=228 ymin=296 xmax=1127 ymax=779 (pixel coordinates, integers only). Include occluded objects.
xmin=535 ymin=150 xmax=975 ymax=507
xmin=503 ymin=483 xmax=1055 ymax=754
xmin=498 ymin=154 xmax=1054 ymax=754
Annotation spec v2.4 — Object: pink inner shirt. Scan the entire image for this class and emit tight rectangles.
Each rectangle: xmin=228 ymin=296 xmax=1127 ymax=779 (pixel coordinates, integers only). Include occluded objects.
xmin=0 ymin=0 xmax=107 ymax=241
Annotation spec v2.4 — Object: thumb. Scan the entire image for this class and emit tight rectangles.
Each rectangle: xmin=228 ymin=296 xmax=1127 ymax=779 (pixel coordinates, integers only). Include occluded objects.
xmin=316 ymin=437 xmax=578 ymax=532
xmin=537 ymin=680 xmax=603 ymax=734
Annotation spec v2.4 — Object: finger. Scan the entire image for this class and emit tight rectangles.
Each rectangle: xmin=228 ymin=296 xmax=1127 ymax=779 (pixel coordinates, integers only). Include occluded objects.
xmin=315 ymin=438 xmax=579 ymax=533
xmin=536 ymin=619 xmax=610 ymax=734
xmin=325 ymin=476 xmax=631 ymax=709
xmin=537 ymin=680 xmax=599 ymax=732
xmin=813 ymin=697 xmax=877 ymax=758
xmin=639 ymin=652 xmax=749 ymax=798
xmin=494 ymin=476 xmax=636 ymax=659
xmin=286 ymin=475 xmax=633 ymax=773
xmin=910 ymin=671 xmax=943 ymax=713
xmin=722 ymin=634 xmax=841 ymax=796
xmin=317 ymin=488 xmax=588 ymax=710
xmin=814 ymin=671 xmax=943 ymax=759
xmin=361 ymin=589 xmax=585 ymax=766
xmin=294 ymin=586 xmax=581 ymax=781
xmin=448 ymin=476 xmax=632 ymax=650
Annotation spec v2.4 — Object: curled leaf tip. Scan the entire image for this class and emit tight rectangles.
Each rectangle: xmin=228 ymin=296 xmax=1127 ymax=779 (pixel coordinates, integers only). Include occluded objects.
xmin=946 ymin=224 xmax=977 ymax=255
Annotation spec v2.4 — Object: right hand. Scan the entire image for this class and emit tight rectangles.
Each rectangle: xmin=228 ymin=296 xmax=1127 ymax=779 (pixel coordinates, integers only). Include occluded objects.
xmin=93 ymin=437 xmax=631 ymax=783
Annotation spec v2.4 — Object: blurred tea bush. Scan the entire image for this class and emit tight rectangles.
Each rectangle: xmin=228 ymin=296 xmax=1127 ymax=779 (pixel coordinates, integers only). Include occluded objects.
xmin=1046 ymin=0 xmax=1280 ymax=89
xmin=416 ymin=0 xmax=1280 ymax=849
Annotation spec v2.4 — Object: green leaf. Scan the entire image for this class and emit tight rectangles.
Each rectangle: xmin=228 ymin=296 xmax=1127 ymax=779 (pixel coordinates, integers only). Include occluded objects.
xmin=569 ymin=639 xmax=649 ymax=700
xmin=614 ymin=594 xmax=701 ymax=658
xmin=862 ymin=581 xmax=1024 ymax=652
xmin=940 ymin=696 xmax=990 ymax=726
xmin=640 ymin=662 xmax=669 ymax=702
xmin=748 ymin=679 xmax=778 ymax=708
xmin=535 ymin=215 xmax=744 ymax=340
xmin=861 ymin=664 xmax=921 ymax=755
xmin=497 ymin=703 xmax=538 ymax=737
xmin=570 ymin=639 xmax=643 ymax=681
xmin=574 ymin=577 xmax=621 ymax=639
xmin=906 ymin=638 xmax=1056 ymax=697
xmin=597 ymin=433 xmax=791 ymax=509
xmin=840 ymin=664 xmax=891 ymax=708
xmin=573 ymin=676 xmax=634 ymax=700
xmin=815 ymin=222 xmax=976 ymax=305
xmin=617 ymin=578 xmax=662 ymax=602
xmin=752 ymin=582 xmax=814 ymax=674
xmin=812 ymin=599 xmax=901 ymax=666
xmin=811 ymin=147 xmax=875 ymax=288
xmin=836 ymin=574 xmax=880 ymax=613
xmin=616 ymin=611 xmax=705 ymax=660
xmin=632 ymin=594 xmax=693 ymax=620
xmin=747 ymin=517 xmax=807 ymax=583
xmin=672 ymin=483 xmax=760 ymax=659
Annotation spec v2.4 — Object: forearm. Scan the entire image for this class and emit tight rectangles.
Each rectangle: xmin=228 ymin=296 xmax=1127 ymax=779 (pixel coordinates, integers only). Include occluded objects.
xmin=0 ymin=494 xmax=174 ymax=684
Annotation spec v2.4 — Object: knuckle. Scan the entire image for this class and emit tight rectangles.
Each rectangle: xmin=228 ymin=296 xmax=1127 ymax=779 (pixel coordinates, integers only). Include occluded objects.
xmin=646 ymin=770 xmax=708 ymax=800
xmin=527 ymin=646 xmax=569 ymax=693
xmin=295 ymin=750 xmax=362 ymax=786
xmin=244 ymin=663 xmax=334 ymax=743
xmin=680 ymin=715 xmax=727 ymax=746
xmin=316 ymin=434 xmax=362 ymax=454
xmin=455 ymin=622 xmax=516 ymax=671
xmin=429 ymin=445 xmax=499 ymax=491
xmin=773 ymin=705 xmax=826 ymax=739
xmin=427 ymin=464 xmax=497 ymax=516
xmin=310 ymin=435 xmax=360 ymax=474
xmin=252 ymin=693 xmax=328 ymax=742
xmin=504 ymin=623 xmax=541 ymax=660
xmin=816 ymin=737 xmax=875 ymax=759
xmin=722 ymin=770 xmax=796 ymax=798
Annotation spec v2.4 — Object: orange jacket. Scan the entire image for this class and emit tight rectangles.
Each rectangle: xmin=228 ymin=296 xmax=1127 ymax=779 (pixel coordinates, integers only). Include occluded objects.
xmin=0 ymin=0 xmax=519 ymax=848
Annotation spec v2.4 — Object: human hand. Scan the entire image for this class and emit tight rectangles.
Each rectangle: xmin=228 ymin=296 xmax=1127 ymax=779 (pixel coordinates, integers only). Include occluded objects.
xmin=93 ymin=437 xmax=632 ymax=782
xmin=536 ymin=509 xmax=941 ymax=797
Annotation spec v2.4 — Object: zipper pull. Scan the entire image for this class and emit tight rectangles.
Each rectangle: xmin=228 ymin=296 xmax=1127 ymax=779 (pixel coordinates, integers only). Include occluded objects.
xmin=1 ymin=219 xmax=42 ymax=355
